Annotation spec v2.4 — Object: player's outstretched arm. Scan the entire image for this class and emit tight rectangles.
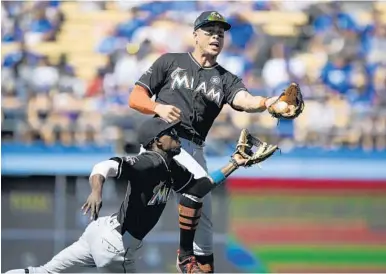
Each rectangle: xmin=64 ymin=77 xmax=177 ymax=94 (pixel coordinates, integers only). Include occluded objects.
xmin=82 ymin=160 xmax=119 ymax=221
xmin=231 ymin=83 xmax=305 ymax=119
xmin=232 ymin=89 xmax=286 ymax=114
xmin=182 ymin=129 xmax=279 ymax=199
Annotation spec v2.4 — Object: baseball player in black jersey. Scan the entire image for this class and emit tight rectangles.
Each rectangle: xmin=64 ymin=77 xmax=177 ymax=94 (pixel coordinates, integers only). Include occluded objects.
xmin=5 ymin=117 xmax=276 ymax=274
xmin=129 ymin=10 xmax=287 ymax=273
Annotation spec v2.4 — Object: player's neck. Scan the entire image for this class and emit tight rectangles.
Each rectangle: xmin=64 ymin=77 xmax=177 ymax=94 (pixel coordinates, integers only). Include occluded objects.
xmin=191 ymin=49 xmax=217 ymax=68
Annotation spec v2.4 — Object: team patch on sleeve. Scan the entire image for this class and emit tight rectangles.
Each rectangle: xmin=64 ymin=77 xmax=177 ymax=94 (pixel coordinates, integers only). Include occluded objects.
xmin=123 ymin=156 xmax=139 ymax=166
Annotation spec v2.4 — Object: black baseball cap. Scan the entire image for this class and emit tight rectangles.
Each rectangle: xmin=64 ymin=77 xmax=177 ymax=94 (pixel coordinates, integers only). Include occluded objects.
xmin=137 ymin=117 xmax=181 ymax=147
xmin=194 ymin=11 xmax=231 ymax=31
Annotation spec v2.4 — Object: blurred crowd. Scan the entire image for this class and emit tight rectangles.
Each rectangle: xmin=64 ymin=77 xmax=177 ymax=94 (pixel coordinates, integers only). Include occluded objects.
xmin=2 ymin=0 xmax=386 ymax=155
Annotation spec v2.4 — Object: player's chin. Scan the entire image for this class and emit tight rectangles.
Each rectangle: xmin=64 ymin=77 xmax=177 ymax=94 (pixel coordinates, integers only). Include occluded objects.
xmin=207 ymin=47 xmax=222 ymax=56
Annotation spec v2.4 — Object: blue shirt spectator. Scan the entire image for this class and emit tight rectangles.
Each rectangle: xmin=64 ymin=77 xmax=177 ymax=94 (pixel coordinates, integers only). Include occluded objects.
xmin=137 ymin=1 xmax=171 ymax=16
xmin=346 ymin=65 xmax=374 ymax=107
xmin=97 ymin=35 xmax=127 ymax=55
xmin=313 ymin=12 xmax=357 ymax=33
xmin=29 ymin=11 xmax=53 ymax=34
xmin=321 ymin=56 xmax=352 ymax=94
xmin=361 ymin=23 xmax=376 ymax=54
xmin=2 ymin=44 xmax=41 ymax=68
xmin=218 ymin=51 xmax=253 ymax=77
xmin=252 ymin=1 xmax=271 ymax=10
xmin=227 ymin=14 xmax=255 ymax=50
xmin=169 ymin=1 xmax=197 ymax=11
xmin=2 ymin=25 xmax=23 ymax=42
xmin=49 ymin=1 xmax=61 ymax=8
xmin=116 ymin=8 xmax=149 ymax=40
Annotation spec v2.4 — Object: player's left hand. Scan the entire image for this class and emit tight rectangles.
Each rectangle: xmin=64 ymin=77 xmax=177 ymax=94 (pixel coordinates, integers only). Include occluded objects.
xmin=233 ymin=129 xmax=279 ymax=167
xmin=81 ymin=191 xmax=103 ymax=221
xmin=267 ymin=82 xmax=305 ymax=120
xmin=232 ymin=153 xmax=250 ymax=166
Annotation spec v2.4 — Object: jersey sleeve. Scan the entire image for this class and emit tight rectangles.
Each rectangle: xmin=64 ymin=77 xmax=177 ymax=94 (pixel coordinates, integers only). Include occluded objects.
xmin=135 ymin=53 xmax=171 ymax=96
xmin=109 ymin=155 xmax=152 ymax=181
xmin=170 ymin=160 xmax=195 ymax=193
xmin=223 ymin=73 xmax=248 ymax=105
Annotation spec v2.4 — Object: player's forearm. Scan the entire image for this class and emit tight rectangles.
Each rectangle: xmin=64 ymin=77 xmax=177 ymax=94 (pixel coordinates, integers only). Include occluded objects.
xmin=88 ymin=160 xmax=119 ymax=194
xmin=89 ymin=174 xmax=104 ymax=195
xmin=209 ymin=161 xmax=239 ymax=185
xmin=232 ymin=90 xmax=268 ymax=113
xmin=128 ymin=85 xmax=158 ymax=114
xmin=232 ymin=90 xmax=279 ymax=113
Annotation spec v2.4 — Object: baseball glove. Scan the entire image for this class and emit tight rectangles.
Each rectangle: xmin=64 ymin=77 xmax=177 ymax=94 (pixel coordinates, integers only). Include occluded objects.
xmin=268 ymin=82 xmax=305 ymax=120
xmin=233 ymin=129 xmax=279 ymax=167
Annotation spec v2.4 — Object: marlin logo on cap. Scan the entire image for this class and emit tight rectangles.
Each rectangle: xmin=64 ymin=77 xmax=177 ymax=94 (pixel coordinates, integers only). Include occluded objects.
xmin=209 ymin=12 xmax=224 ymax=21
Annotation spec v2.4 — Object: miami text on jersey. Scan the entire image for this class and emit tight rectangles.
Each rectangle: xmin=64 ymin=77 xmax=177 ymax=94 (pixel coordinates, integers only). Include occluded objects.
xmin=171 ymin=67 xmax=223 ymax=106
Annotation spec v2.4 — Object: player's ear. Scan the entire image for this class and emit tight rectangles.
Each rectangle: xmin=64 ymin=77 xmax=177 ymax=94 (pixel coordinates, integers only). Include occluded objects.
xmin=154 ymin=137 xmax=163 ymax=148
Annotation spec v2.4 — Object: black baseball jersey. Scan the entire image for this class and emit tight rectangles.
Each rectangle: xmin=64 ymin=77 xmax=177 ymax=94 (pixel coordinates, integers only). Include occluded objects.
xmin=110 ymin=151 xmax=195 ymax=240
xmin=136 ymin=52 xmax=247 ymax=142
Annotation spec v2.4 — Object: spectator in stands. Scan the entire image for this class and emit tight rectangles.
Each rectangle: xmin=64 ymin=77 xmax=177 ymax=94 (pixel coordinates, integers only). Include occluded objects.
xmin=56 ymin=53 xmax=74 ymax=76
xmin=345 ymin=62 xmax=375 ymax=110
xmin=227 ymin=13 xmax=255 ymax=51
xmin=115 ymin=7 xmax=149 ymax=40
xmin=2 ymin=41 xmax=41 ymax=68
xmin=79 ymin=1 xmax=106 ymax=11
xmin=1 ymin=1 xmax=385 ymax=152
xmin=31 ymin=56 xmax=59 ymax=93
xmin=361 ymin=9 xmax=386 ymax=64
xmin=313 ymin=2 xmax=358 ymax=34
xmin=262 ymin=42 xmax=306 ymax=91
xmin=371 ymin=63 xmax=386 ymax=107
xmin=320 ymin=53 xmax=352 ymax=95
xmin=56 ymin=53 xmax=86 ymax=97
xmin=196 ymin=1 xmax=230 ymax=15
xmin=35 ymin=0 xmax=64 ymax=35
xmin=216 ymin=33 xmax=253 ymax=77
xmin=27 ymin=92 xmax=52 ymax=142
xmin=24 ymin=9 xmax=55 ymax=45
xmin=97 ymin=25 xmax=128 ymax=55
xmin=113 ymin=43 xmax=142 ymax=87
xmin=252 ymin=1 xmax=272 ymax=11
xmin=1 ymin=83 xmax=26 ymax=142
xmin=1 ymin=9 xmax=23 ymax=42
xmin=86 ymin=69 xmax=105 ymax=98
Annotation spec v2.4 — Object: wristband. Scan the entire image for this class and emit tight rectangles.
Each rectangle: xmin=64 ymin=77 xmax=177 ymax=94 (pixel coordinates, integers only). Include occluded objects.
xmin=209 ymin=169 xmax=226 ymax=185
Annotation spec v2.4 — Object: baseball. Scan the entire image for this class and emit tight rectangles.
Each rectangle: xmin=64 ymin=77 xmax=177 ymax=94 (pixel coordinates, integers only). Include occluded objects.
xmin=275 ymin=101 xmax=289 ymax=113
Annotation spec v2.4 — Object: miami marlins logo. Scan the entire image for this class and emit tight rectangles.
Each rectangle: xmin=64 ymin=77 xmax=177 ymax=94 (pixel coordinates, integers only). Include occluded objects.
xmin=147 ymin=181 xmax=171 ymax=206
xmin=210 ymin=12 xmax=223 ymax=21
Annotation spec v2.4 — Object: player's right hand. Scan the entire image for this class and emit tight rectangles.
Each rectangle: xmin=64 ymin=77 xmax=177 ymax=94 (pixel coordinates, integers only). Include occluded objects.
xmin=154 ymin=104 xmax=181 ymax=123
xmin=81 ymin=191 xmax=103 ymax=221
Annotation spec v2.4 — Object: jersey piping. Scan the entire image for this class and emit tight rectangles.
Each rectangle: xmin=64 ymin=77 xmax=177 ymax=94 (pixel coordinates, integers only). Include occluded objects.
xmin=146 ymin=151 xmax=170 ymax=171
xmin=137 ymin=80 xmax=154 ymax=95
xmin=188 ymin=52 xmax=219 ymax=70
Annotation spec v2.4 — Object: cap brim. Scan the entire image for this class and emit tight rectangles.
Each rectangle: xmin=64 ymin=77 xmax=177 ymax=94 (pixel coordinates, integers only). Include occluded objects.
xmin=139 ymin=118 xmax=181 ymax=148
xmin=157 ymin=119 xmax=181 ymax=136
xmin=195 ymin=21 xmax=231 ymax=31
